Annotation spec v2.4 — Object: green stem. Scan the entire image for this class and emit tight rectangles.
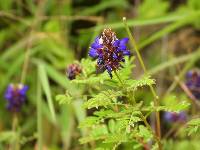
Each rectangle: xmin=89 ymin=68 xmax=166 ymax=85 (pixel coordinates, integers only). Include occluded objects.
xmin=37 ymin=76 xmax=43 ymax=150
xmin=20 ymin=1 xmax=45 ymax=84
xmin=114 ymin=70 xmax=124 ymax=87
xmin=114 ymin=71 xmax=135 ymax=104
xmin=123 ymin=17 xmax=161 ymax=149
xmin=10 ymin=113 xmax=20 ymax=150
xmin=141 ymin=114 xmax=162 ymax=150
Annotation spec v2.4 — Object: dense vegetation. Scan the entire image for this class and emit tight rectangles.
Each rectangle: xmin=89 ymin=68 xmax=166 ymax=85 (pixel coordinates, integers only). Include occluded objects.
xmin=0 ymin=0 xmax=200 ymax=150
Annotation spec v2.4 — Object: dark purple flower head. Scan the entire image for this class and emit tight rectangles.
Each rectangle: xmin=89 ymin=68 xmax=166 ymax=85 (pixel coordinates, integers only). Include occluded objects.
xmin=66 ymin=63 xmax=82 ymax=80
xmin=89 ymin=28 xmax=130 ymax=78
xmin=4 ymin=83 xmax=28 ymax=112
xmin=164 ymin=112 xmax=187 ymax=123
xmin=185 ymin=70 xmax=200 ymax=99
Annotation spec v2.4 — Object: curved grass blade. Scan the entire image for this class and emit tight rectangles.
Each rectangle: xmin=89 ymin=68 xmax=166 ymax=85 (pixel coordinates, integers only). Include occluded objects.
xmin=38 ymin=64 xmax=56 ymax=124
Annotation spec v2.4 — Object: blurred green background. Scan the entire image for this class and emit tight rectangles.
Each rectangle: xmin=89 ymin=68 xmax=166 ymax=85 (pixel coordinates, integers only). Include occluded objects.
xmin=0 ymin=0 xmax=200 ymax=149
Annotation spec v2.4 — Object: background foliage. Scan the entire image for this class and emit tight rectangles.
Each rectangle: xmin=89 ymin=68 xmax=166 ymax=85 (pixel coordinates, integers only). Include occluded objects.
xmin=0 ymin=0 xmax=200 ymax=149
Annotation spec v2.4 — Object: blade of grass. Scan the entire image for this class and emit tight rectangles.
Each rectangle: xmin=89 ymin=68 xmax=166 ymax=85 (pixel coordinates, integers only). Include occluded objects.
xmin=80 ymin=11 xmax=199 ymax=32
xmin=0 ymin=48 xmax=39 ymax=93
xmin=44 ymin=64 xmax=75 ymax=90
xmin=139 ymin=11 xmax=200 ymax=49
xmin=1 ymin=35 xmax=34 ymax=61
xmin=37 ymin=73 xmax=43 ymax=150
xmin=59 ymin=105 xmax=74 ymax=150
xmin=148 ymin=50 xmax=200 ymax=75
xmin=38 ymin=64 xmax=56 ymax=124
xmin=73 ymin=100 xmax=86 ymax=136
xmin=77 ymin=0 xmax=128 ymax=16
xmin=165 ymin=48 xmax=200 ymax=95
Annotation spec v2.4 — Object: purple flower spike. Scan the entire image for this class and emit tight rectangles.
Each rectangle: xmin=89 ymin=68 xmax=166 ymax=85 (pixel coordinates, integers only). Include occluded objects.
xmin=164 ymin=112 xmax=187 ymax=123
xmin=88 ymin=28 xmax=130 ymax=78
xmin=4 ymin=84 xmax=28 ymax=112
xmin=185 ymin=70 xmax=200 ymax=99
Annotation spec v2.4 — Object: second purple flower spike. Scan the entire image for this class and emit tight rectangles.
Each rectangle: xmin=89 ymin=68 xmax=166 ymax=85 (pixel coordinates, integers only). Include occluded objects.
xmin=89 ymin=28 xmax=130 ymax=78
xmin=164 ymin=111 xmax=187 ymax=123
xmin=185 ymin=70 xmax=200 ymax=99
xmin=4 ymin=83 xmax=28 ymax=112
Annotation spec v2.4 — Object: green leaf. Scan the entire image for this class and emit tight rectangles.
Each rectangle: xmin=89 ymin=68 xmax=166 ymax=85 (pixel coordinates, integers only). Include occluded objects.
xmin=83 ymin=90 xmax=122 ymax=109
xmin=185 ymin=118 xmax=200 ymax=136
xmin=137 ymin=125 xmax=153 ymax=141
xmin=162 ymin=95 xmax=190 ymax=112
xmin=79 ymin=116 xmax=101 ymax=128
xmin=81 ymin=58 xmax=96 ymax=75
xmin=0 ymin=131 xmax=16 ymax=143
xmin=164 ymin=101 xmax=190 ymax=112
xmin=138 ymin=0 xmax=169 ymax=18
xmin=126 ymin=75 xmax=155 ymax=91
xmin=38 ymin=64 xmax=56 ymax=123
xmin=103 ymin=133 xmax=127 ymax=143
xmin=55 ymin=93 xmax=73 ymax=105
xmin=72 ymin=75 xmax=108 ymax=85
xmin=79 ymin=125 xmax=108 ymax=144
xmin=78 ymin=0 xmax=128 ymax=16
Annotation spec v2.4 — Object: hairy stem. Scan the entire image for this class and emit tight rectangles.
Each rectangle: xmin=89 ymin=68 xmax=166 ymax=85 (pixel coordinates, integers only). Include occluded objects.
xmin=114 ymin=70 xmax=124 ymax=86
xmin=123 ymin=17 xmax=162 ymax=149
xmin=114 ymin=71 xmax=135 ymax=104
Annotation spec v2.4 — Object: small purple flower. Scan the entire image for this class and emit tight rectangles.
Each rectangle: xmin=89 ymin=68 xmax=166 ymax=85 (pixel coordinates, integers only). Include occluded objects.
xmin=89 ymin=28 xmax=130 ymax=78
xmin=164 ymin=112 xmax=187 ymax=123
xmin=66 ymin=63 xmax=82 ymax=80
xmin=185 ymin=70 xmax=200 ymax=99
xmin=4 ymin=84 xmax=28 ymax=112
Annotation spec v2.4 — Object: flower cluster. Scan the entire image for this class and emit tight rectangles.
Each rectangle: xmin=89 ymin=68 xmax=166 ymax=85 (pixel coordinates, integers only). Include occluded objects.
xmin=164 ymin=112 xmax=186 ymax=123
xmin=185 ymin=70 xmax=200 ymax=99
xmin=89 ymin=28 xmax=130 ymax=78
xmin=66 ymin=63 xmax=82 ymax=80
xmin=4 ymin=84 xmax=28 ymax=112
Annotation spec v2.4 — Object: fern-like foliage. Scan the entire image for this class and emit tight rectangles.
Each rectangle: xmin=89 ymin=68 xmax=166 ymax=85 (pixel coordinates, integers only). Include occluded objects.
xmin=56 ymin=56 xmax=191 ymax=149
xmin=145 ymin=100 xmax=190 ymax=113
xmin=74 ymin=57 xmax=160 ymax=148
xmin=185 ymin=118 xmax=200 ymax=136
xmin=55 ymin=92 xmax=73 ymax=105
xmin=125 ymin=75 xmax=155 ymax=91
xmin=83 ymin=90 xmax=123 ymax=109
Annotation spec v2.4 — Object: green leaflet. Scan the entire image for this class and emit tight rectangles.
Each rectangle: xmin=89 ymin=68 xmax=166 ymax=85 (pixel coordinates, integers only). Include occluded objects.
xmin=137 ymin=125 xmax=153 ymax=141
xmin=38 ymin=64 xmax=56 ymax=123
xmin=55 ymin=93 xmax=73 ymax=105
xmin=126 ymin=75 xmax=155 ymax=91
xmin=185 ymin=118 xmax=200 ymax=136
xmin=83 ymin=90 xmax=123 ymax=109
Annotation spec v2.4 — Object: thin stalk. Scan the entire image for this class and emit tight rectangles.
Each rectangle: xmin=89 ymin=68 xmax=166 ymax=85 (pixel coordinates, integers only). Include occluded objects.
xmin=20 ymin=31 xmax=33 ymax=84
xmin=141 ymin=114 xmax=162 ymax=150
xmin=114 ymin=70 xmax=124 ymax=86
xmin=123 ymin=17 xmax=161 ymax=148
xmin=10 ymin=113 xmax=20 ymax=150
xmin=20 ymin=1 xmax=45 ymax=84
xmin=37 ymin=76 xmax=43 ymax=150
xmin=114 ymin=71 xmax=135 ymax=104
xmin=123 ymin=17 xmax=158 ymax=99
